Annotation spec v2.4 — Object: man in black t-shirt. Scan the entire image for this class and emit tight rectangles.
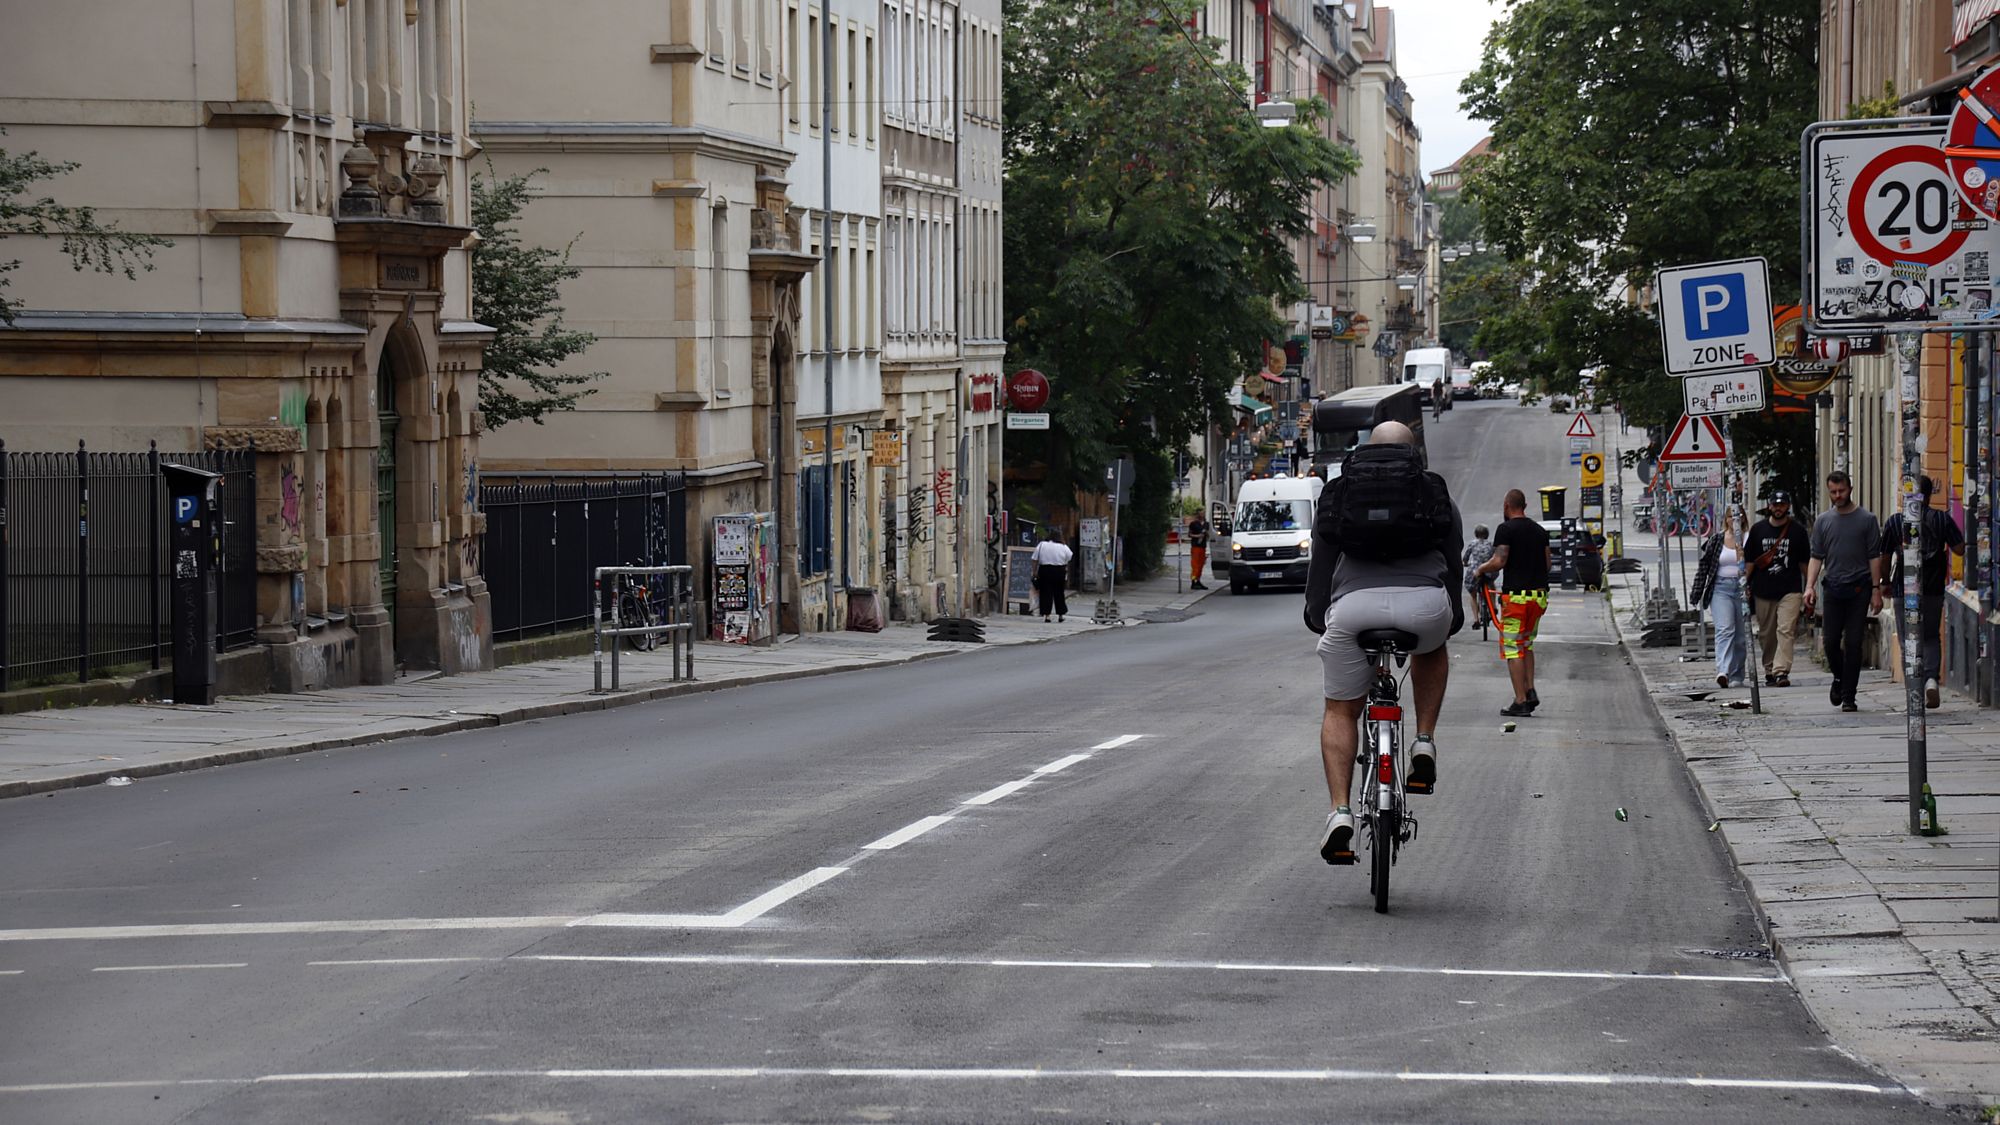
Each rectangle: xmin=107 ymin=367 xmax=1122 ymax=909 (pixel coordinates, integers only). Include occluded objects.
xmin=1472 ymin=489 xmax=1553 ymax=717
xmin=1743 ymin=491 xmax=1812 ymax=688
xmin=1880 ymin=476 xmax=1965 ymax=709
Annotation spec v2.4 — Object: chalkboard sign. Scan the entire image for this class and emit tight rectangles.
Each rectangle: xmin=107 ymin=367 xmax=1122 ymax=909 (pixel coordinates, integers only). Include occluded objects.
xmin=1006 ymin=546 xmax=1035 ymax=607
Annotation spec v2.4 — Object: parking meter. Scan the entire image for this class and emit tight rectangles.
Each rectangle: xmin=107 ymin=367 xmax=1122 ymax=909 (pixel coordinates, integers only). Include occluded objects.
xmin=161 ymin=464 xmax=222 ymax=705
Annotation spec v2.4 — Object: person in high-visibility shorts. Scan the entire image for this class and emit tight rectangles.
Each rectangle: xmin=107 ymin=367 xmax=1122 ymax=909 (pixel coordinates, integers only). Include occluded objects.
xmin=1472 ymin=489 xmax=1553 ymax=717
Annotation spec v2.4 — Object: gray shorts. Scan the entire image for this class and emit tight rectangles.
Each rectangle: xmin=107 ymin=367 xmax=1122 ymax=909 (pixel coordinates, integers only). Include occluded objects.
xmin=1317 ymin=585 xmax=1454 ymax=700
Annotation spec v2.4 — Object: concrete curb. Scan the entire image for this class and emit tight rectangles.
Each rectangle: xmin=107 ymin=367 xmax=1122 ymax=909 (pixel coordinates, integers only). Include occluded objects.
xmin=0 ymin=644 xmax=986 ymax=801
xmin=1611 ymin=600 xmax=1998 ymax=1110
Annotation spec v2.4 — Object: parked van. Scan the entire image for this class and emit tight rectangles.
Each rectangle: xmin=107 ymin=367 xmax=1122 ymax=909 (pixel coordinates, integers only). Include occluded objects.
xmin=1401 ymin=346 xmax=1453 ymax=411
xmin=1227 ymin=474 xmax=1324 ymax=594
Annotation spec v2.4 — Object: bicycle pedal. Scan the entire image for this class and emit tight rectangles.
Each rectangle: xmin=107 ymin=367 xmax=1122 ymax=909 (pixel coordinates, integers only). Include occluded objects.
xmin=1328 ymin=849 xmax=1357 ymax=866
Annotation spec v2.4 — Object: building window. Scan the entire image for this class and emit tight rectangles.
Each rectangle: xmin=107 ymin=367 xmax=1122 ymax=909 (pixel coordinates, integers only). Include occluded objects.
xmin=712 ymin=205 xmax=730 ymax=394
xmin=787 ymin=1 xmax=801 ymax=124
xmin=847 ymin=26 xmax=859 ymax=142
xmin=800 ymin=464 xmax=831 ymax=575
xmin=808 ymin=9 xmax=821 ymax=131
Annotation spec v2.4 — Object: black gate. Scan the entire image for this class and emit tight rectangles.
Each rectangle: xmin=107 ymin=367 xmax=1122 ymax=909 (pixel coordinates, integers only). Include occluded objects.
xmin=479 ymin=473 xmax=688 ymax=641
xmin=1 ymin=441 xmax=256 ymax=691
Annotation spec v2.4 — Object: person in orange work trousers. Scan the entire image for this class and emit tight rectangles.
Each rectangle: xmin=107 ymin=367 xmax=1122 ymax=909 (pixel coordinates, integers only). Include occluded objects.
xmin=1186 ymin=512 xmax=1210 ymax=591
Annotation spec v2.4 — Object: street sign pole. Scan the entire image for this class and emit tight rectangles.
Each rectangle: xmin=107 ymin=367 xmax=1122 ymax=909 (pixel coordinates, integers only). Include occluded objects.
xmin=1895 ymin=333 xmax=1927 ymax=835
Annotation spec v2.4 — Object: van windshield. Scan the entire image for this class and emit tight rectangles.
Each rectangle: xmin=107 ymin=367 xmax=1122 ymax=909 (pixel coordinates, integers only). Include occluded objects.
xmin=1235 ymin=499 xmax=1312 ymax=532
xmin=1405 ymin=363 xmax=1446 ymax=385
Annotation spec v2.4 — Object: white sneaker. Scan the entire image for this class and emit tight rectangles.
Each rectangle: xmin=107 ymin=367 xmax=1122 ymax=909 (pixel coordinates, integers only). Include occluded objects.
xmin=1319 ymin=808 xmax=1356 ymax=865
xmin=1925 ymin=678 xmax=1941 ymax=709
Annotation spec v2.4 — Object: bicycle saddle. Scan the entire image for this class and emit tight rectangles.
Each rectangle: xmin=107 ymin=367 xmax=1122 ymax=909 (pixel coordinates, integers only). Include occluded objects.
xmin=1355 ymin=627 xmax=1420 ymax=653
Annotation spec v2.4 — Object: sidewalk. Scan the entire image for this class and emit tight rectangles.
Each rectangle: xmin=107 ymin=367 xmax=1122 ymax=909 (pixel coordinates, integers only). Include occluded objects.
xmin=0 ymin=565 xmax=1215 ymax=801
xmin=1608 ymin=568 xmax=2000 ymax=1108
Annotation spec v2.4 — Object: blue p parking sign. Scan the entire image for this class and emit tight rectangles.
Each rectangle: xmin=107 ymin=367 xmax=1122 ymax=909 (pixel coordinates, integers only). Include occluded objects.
xmin=1680 ymin=274 xmax=1748 ymax=339
xmin=174 ymin=495 xmax=199 ymax=524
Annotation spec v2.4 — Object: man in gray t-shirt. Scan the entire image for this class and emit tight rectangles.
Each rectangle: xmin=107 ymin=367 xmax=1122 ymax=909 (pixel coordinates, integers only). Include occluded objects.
xmin=1804 ymin=471 xmax=1882 ymax=711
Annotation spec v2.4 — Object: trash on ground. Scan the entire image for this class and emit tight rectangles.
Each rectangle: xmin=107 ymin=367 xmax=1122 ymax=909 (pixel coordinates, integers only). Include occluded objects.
xmin=1614 ymin=807 xmax=1628 ymax=821
xmin=1708 ymin=821 xmax=1721 ymax=832
xmin=1531 ymin=793 xmax=1544 ymax=799
xmin=103 ymin=776 xmax=133 ymax=787
xmin=1502 ymin=721 xmax=1516 ymax=733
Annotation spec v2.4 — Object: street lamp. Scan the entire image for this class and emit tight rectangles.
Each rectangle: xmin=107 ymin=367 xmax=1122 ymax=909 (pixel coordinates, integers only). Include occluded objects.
xmin=1395 ymin=273 xmax=1421 ymax=291
xmin=1345 ymin=219 xmax=1377 ymax=243
xmin=1440 ymin=247 xmax=1460 ymax=263
xmin=1256 ymin=100 xmax=1297 ymax=128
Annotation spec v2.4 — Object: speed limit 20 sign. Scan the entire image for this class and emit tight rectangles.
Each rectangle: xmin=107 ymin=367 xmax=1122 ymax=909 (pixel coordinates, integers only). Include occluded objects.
xmin=1806 ymin=119 xmax=2000 ymax=332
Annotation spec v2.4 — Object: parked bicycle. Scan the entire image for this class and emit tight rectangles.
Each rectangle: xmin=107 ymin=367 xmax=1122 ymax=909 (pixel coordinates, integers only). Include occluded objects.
xmin=615 ymin=564 xmax=661 ymax=652
xmin=1353 ymin=627 xmax=1421 ymax=914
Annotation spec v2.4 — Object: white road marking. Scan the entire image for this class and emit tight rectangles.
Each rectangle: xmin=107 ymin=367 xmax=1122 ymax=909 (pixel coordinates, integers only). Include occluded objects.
xmin=717 ymin=866 xmax=849 ymax=924
xmin=1034 ymin=753 xmax=1092 ymax=774
xmin=862 ymin=815 xmax=955 ymax=851
xmin=963 ymin=778 xmax=1035 ymax=805
xmin=512 ymin=952 xmax=1782 ymax=985
xmin=0 ymin=1067 xmax=1905 ymax=1096
xmin=91 ymin=963 xmax=248 ymax=973
xmin=1092 ymin=735 xmax=1144 ymax=750
xmin=307 ymin=958 xmax=498 ymax=967
xmin=0 ymin=970 xmax=22 ymax=975
xmin=0 ymin=917 xmax=578 ymax=941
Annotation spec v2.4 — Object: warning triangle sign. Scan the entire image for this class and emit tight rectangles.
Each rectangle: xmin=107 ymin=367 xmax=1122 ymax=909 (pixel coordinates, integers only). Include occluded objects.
xmin=1565 ymin=412 xmax=1596 ymax=439
xmin=1657 ymin=413 xmax=1728 ymax=462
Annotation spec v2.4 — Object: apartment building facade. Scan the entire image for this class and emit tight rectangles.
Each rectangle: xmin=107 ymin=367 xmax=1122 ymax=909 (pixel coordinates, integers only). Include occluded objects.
xmin=0 ymin=0 xmax=492 ymax=687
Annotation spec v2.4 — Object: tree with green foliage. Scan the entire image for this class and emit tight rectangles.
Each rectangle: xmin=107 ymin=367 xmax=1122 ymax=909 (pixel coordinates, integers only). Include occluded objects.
xmin=470 ymin=166 xmax=605 ymax=427
xmin=1457 ymin=0 xmax=1819 ymax=490
xmin=0 ymin=133 xmax=170 ymax=325
xmin=1004 ymin=0 xmax=1356 ymax=576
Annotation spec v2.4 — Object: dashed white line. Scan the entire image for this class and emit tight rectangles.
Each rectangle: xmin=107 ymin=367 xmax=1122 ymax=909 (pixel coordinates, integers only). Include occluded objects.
xmin=0 ymin=1067 xmax=1905 ymax=1096
xmin=0 ymin=970 xmax=22 ymax=976
xmin=1092 ymin=735 xmax=1144 ymax=750
xmin=91 ymin=963 xmax=247 ymax=973
xmin=1034 ymin=753 xmax=1092 ymax=774
xmin=963 ymin=778 xmax=1035 ymax=806
xmin=862 ymin=815 xmax=955 ymax=851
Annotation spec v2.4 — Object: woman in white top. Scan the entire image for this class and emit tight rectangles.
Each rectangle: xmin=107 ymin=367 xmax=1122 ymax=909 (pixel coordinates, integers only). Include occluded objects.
xmin=1710 ymin=507 xmax=1749 ymax=688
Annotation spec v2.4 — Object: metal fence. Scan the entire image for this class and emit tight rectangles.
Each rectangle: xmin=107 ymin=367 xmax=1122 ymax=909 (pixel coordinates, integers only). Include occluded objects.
xmin=480 ymin=473 xmax=688 ymax=641
xmin=1 ymin=441 xmax=257 ymax=691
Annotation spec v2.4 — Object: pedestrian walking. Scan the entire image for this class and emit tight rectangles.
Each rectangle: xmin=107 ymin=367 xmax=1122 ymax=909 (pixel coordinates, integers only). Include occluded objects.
xmin=1804 ymin=470 xmax=1883 ymax=713
xmin=1031 ymin=528 xmax=1074 ymax=622
xmin=1743 ymin=491 xmax=1810 ymax=687
xmin=1880 ymin=476 xmax=1965 ymax=709
xmin=1689 ymin=507 xmax=1748 ymax=688
xmin=1462 ymin=524 xmax=1495 ymax=631
xmin=1186 ymin=512 xmax=1210 ymax=591
xmin=1471 ymin=489 xmax=1552 ymax=716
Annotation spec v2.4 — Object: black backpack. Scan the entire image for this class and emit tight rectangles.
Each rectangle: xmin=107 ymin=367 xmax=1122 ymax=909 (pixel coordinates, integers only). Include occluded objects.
xmin=1329 ymin=443 xmax=1453 ymax=561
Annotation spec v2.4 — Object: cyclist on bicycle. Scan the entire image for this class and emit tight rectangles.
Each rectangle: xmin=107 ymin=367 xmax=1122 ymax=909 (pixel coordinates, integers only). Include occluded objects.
xmin=1303 ymin=422 xmax=1465 ymax=864
xmin=1462 ymin=524 xmax=1495 ymax=629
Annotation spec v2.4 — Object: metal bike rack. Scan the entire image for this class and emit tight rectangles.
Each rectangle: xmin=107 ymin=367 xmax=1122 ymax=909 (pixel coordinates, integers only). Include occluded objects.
xmin=592 ymin=565 xmax=696 ymax=692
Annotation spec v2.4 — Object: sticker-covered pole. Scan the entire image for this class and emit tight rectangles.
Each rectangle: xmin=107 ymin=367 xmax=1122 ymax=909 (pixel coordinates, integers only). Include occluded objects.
xmin=1895 ymin=333 xmax=1927 ymax=835
xmin=1724 ymin=417 xmax=1761 ymax=715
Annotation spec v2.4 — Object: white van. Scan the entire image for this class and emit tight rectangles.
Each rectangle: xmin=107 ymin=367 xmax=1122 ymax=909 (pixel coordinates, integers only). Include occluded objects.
xmin=1401 ymin=346 xmax=1452 ymax=411
xmin=1228 ymin=474 xmax=1324 ymax=594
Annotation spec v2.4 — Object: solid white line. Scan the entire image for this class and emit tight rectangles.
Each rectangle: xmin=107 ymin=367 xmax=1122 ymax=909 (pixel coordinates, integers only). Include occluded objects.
xmin=91 ymin=963 xmax=247 ymax=973
xmin=963 ymin=778 xmax=1035 ymax=805
xmin=861 ymin=815 xmax=955 ymax=851
xmin=1034 ymin=753 xmax=1092 ymax=774
xmin=1092 ymin=735 xmax=1144 ymax=750
xmin=0 ymin=1067 xmax=1905 ymax=1096
xmin=0 ymin=970 xmax=21 ymax=976
xmin=567 ymin=913 xmax=744 ymax=930
xmin=0 ymin=916 xmax=580 ymax=941
xmin=510 ymin=952 xmax=1781 ymax=985
xmin=307 ymin=957 xmax=498 ymax=967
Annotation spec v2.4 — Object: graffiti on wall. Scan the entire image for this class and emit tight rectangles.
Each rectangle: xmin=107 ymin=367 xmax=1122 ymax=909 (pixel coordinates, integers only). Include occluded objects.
xmin=281 ymin=462 xmax=303 ymax=539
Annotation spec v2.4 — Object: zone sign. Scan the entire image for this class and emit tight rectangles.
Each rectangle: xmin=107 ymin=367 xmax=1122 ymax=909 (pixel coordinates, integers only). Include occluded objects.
xmin=1656 ymin=258 xmax=1775 ymax=376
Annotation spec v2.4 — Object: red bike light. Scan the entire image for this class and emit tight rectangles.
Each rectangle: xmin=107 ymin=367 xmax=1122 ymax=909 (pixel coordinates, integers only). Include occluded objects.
xmin=1377 ymin=751 xmax=1395 ymax=784
xmin=1366 ymin=705 xmax=1402 ymax=723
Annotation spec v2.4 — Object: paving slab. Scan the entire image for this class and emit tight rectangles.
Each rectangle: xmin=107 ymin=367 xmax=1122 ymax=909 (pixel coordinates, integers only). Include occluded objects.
xmin=1607 ymin=558 xmax=2000 ymax=1108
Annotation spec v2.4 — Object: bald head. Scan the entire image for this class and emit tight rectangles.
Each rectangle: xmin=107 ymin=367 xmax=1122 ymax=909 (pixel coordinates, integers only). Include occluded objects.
xmin=1368 ymin=420 xmax=1416 ymax=447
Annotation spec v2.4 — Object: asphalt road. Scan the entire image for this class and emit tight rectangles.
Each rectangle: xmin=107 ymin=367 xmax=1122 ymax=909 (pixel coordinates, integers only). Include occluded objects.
xmin=0 ymin=400 xmax=1968 ymax=1123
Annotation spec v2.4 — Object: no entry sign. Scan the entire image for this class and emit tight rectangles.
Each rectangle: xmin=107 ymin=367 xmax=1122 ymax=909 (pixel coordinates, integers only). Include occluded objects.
xmin=1806 ymin=119 xmax=2000 ymax=331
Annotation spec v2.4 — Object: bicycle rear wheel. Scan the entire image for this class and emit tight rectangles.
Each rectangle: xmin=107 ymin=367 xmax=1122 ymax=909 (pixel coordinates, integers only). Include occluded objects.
xmin=620 ymin=592 xmax=657 ymax=652
xmin=1372 ymin=804 xmax=1395 ymax=914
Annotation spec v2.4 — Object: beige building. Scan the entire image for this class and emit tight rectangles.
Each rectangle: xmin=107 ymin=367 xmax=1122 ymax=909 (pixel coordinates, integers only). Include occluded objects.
xmin=1348 ymin=3 xmax=1423 ymax=386
xmin=470 ymin=0 xmax=818 ymax=635
xmin=0 ymin=0 xmax=491 ymax=688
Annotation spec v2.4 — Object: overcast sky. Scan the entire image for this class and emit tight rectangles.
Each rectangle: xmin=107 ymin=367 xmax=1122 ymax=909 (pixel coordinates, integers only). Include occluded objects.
xmin=1392 ymin=0 xmax=1507 ymax=178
